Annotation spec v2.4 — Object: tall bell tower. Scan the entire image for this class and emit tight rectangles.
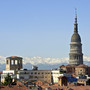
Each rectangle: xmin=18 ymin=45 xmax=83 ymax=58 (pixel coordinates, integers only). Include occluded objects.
xmin=6 ymin=56 xmax=23 ymax=71
xmin=69 ymin=9 xmax=83 ymax=65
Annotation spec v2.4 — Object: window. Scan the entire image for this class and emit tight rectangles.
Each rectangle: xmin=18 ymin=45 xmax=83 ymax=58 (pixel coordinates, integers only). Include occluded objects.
xmin=35 ymin=72 xmax=37 ymax=74
xmin=15 ymin=60 xmax=18 ymax=65
xmin=29 ymin=76 xmax=33 ymax=78
xmin=11 ymin=60 xmax=14 ymax=65
xmin=19 ymin=60 xmax=20 ymax=64
xmin=7 ymin=60 xmax=8 ymax=64
xmin=35 ymin=76 xmax=37 ymax=78
xmin=20 ymin=77 xmax=24 ymax=79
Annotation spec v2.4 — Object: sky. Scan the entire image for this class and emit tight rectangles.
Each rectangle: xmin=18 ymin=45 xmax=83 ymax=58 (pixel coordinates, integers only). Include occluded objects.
xmin=0 ymin=0 xmax=90 ymax=58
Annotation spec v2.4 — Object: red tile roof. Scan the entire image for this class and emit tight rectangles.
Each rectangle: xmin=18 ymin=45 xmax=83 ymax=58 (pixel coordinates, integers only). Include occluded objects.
xmin=76 ymin=64 xmax=88 ymax=68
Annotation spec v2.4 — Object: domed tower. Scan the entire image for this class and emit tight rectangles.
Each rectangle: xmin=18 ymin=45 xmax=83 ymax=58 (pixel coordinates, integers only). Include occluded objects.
xmin=69 ymin=9 xmax=83 ymax=65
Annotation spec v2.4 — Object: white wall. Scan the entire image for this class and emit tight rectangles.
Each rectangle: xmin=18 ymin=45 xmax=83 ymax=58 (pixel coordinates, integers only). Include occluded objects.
xmin=3 ymin=70 xmax=15 ymax=74
xmin=17 ymin=74 xmax=29 ymax=79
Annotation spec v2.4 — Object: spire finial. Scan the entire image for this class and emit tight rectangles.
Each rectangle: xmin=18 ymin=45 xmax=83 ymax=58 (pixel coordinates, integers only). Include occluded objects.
xmin=74 ymin=8 xmax=78 ymax=33
xmin=75 ymin=8 xmax=77 ymax=19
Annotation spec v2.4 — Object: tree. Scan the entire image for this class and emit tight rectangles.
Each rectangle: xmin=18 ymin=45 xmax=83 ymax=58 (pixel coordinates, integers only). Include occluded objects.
xmin=3 ymin=73 xmax=13 ymax=86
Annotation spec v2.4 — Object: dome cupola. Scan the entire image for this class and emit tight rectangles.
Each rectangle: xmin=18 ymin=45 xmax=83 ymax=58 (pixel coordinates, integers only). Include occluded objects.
xmin=71 ymin=33 xmax=81 ymax=42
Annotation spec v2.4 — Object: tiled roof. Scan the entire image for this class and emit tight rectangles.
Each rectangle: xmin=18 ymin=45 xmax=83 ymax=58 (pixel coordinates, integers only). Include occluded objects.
xmin=76 ymin=64 xmax=88 ymax=68
xmin=6 ymin=56 xmax=22 ymax=59
xmin=66 ymin=65 xmax=76 ymax=67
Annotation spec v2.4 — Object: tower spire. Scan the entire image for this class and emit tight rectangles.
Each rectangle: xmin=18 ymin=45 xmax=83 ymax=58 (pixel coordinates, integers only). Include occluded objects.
xmin=69 ymin=9 xmax=83 ymax=65
xmin=74 ymin=8 xmax=78 ymax=33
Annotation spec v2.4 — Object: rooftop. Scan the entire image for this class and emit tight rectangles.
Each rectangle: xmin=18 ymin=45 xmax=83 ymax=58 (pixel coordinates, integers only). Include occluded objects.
xmin=76 ymin=64 xmax=88 ymax=68
xmin=6 ymin=56 xmax=22 ymax=59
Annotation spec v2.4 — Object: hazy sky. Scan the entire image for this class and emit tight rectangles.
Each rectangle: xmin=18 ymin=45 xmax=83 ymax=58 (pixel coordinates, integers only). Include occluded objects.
xmin=0 ymin=0 xmax=90 ymax=58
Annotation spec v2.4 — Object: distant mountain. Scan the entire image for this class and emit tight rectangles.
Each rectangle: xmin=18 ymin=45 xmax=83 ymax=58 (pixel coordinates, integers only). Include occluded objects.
xmin=0 ymin=56 xmax=90 ymax=71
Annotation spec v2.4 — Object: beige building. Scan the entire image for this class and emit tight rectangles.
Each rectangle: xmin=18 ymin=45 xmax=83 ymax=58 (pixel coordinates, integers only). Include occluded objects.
xmin=17 ymin=70 xmax=51 ymax=83
xmin=60 ymin=64 xmax=90 ymax=77
xmin=75 ymin=64 xmax=90 ymax=76
xmin=6 ymin=56 xmax=23 ymax=71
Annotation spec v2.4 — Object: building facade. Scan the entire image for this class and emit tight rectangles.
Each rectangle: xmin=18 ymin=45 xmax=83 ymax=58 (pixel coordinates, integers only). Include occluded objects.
xmin=75 ymin=64 xmax=90 ymax=76
xmin=0 ymin=75 xmax=1 ymax=85
xmin=58 ymin=76 xmax=67 ymax=86
xmin=60 ymin=64 xmax=90 ymax=77
xmin=69 ymin=10 xmax=83 ymax=65
xmin=1 ymin=70 xmax=15 ymax=83
xmin=17 ymin=70 xmax=52 ymax=83
xmin=1 ymin=56 xmax=23 ymax=83
xmin=6 ymin=56 xmax=23 ymax=71
xmin=51 ymin=69 xmax=61 ymax=83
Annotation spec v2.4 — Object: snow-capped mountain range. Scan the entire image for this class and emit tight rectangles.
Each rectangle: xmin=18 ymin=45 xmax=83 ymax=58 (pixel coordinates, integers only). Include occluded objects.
xmin=0 ymin=56 xmax=90 ymax=71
